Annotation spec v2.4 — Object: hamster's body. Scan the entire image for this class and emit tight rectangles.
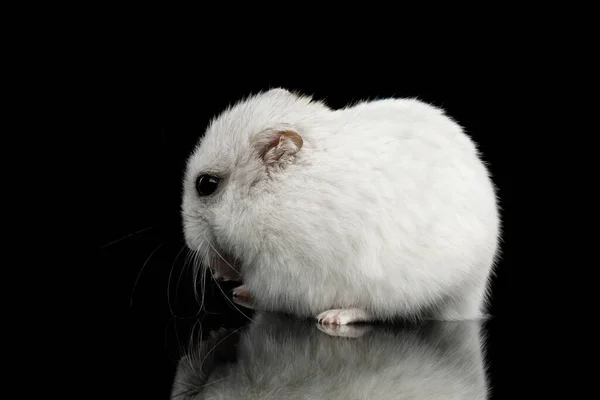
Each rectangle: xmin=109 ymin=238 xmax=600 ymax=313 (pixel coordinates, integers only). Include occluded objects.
xmin=182 ymin=89 xmax=500 ymax=324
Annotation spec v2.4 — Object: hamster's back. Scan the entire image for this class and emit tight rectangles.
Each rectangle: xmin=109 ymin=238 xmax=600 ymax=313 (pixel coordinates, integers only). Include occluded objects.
xmin=308 ymin=97 xmax=499 ymax=246
xmin=276 ymin=97 xmax=500 ymax=313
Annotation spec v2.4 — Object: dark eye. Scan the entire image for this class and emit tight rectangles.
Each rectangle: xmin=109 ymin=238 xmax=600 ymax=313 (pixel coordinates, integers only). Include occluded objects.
xmin=196 ymin=175 xmax=220 ymax=196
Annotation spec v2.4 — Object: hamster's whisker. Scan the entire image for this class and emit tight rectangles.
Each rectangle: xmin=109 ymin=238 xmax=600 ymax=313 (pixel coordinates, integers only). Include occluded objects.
xmin=99 ymin=225 xmax=161 ymax=249
xmin=195 ymin=241 xmax=208 ymax=315
xmin=170 ymin=315 xmax=184 ymax=360
xmin=172 ymin=376 xmax=229 ymax=397
xmin=175 ymin=317 xmax=203 ymax=367
xmin=167 ymin=244 xmax=188 ymax=317
xmin=202 ymin=233 xmax=242 ymax=275
xmin=190 ymin=241 xmax=211 ymax=316
xmin=129 ymin=242 xmax=165 ymax=308
xmin=188 ymin=317 xmax=204 ymax=360
xmin=176 ymin=247 xmax=193 ymax=300
xmin=172 ymin=384 xmax=203 ymax=399
xmin=182 ymin=248 xmax=208 ymax=318
xmin=171 ymin=386 xmax=199 ymax=398
xmin=192 ymin=249 xmax=202 ymax=307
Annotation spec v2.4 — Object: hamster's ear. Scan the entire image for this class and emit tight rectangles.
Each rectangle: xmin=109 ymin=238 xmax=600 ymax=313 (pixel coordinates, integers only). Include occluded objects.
xmin=253 ymin=128 xmax=303 ymax=166
xmin=267 ymin=87 xmax=292 ymax=96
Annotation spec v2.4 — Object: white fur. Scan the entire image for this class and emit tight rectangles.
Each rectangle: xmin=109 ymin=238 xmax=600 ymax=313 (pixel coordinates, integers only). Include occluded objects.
xmin=181 ymin=88 xmax=501 ymax=323
xmin=170 ymin=313 xmax=489 ymax=399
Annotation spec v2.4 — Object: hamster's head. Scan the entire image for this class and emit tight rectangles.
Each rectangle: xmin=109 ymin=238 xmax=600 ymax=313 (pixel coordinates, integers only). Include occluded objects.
xmin=181 ymin=88 xmax=328 ymax=273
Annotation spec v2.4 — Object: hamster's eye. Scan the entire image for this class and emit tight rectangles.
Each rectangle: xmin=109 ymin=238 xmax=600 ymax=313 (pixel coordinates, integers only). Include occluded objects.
xmin=196 ymin=175 xmax=220 ymax=197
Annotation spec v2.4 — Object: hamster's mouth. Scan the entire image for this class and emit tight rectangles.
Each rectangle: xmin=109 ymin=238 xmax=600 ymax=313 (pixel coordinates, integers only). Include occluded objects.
xmin=206 ymin=249 xmax=242 ymax=282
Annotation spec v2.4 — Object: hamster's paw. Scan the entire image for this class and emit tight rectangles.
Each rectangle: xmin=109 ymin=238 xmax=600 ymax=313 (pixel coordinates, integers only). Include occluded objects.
xmin=232 ymin=285 xmax=254 ymax=309
xmin=316 ymin=308 xmax=370 ymax=325
xmin=316 ymin=323 xmax=372 ymax=338
xmin=232 ymin=285 xmax=252 ymax=301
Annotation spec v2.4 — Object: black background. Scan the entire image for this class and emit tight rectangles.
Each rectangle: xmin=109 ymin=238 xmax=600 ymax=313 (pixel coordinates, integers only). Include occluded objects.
xmin=98 ymin=46 xmax=512 ymax=399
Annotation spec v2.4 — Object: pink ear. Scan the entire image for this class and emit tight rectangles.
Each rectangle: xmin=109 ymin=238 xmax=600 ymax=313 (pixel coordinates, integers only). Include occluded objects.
xmin=253 ymin=128 xmax=303 ymax=166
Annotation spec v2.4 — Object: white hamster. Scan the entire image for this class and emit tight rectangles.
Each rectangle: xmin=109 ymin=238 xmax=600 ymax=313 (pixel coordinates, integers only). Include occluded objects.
xmin=181 ymin=88 xmax=501 ymax=325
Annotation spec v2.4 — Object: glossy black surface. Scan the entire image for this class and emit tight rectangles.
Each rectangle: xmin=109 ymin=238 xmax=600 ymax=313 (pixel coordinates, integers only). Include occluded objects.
xmin=100 ymin=60 xmax=512 ymax=398
xmin=169 ymin=313 xmax=496 ymax=399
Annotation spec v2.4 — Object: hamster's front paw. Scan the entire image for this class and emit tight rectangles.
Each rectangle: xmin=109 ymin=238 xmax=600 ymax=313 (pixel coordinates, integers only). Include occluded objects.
xmin=232 ymin=285 xmax=252 ymax=301
xmin=232 ymin=285 xmax=254 ymax=309
xmin=316 ymin=308 xmax=370 ymax=325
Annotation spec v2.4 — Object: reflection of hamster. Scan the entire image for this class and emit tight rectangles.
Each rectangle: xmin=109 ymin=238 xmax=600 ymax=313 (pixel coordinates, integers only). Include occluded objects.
xmin=170 ymin=312 xmax=489 ymax=399
xmin=181 ymin=88 xmax=501 ymax=324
